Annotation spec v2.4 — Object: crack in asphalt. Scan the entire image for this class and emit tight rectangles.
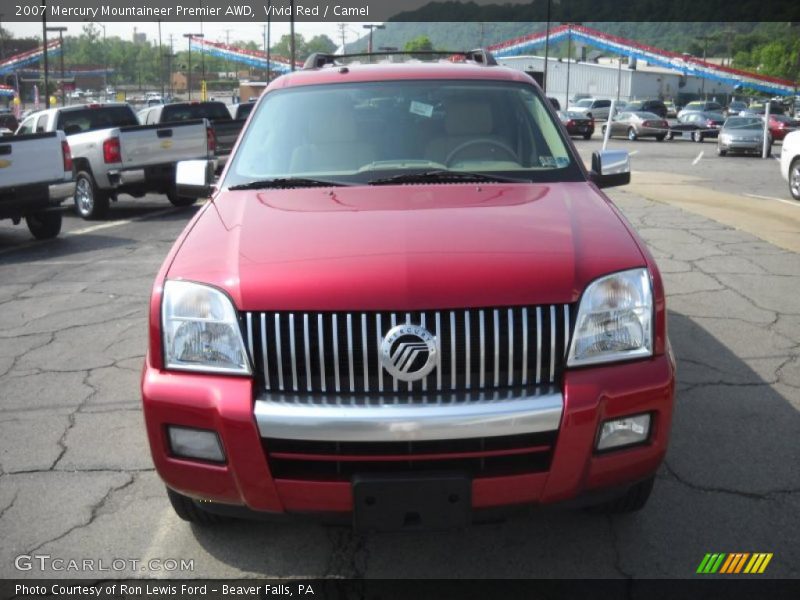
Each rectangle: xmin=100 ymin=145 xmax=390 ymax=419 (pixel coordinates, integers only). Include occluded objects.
xmin=324 ymin=527 xmax=369 ymax=579
xmin=606 ymin=515 xmax=634 ymax=581
xmin=25 ymin=473 xmax=137 ymax=555
xmin=662 ymin=460 xmax=800 ymax=500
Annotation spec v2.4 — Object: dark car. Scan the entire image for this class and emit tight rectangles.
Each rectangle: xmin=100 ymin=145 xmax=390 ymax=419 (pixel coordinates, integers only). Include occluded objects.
xmin=557 ymin=110 xmax=594 ymax=139
xmin=624 ymin=99 xmax=667 ymax=118
xmin=726 ymin=101 xmax=748 ymax=117
xmin=666 ymin=111 xmax=726 ymax=142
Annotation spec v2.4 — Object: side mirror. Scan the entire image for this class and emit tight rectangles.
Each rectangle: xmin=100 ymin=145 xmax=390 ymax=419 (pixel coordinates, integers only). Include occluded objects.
xmin=176 ymin=160 xmax=215 ymax=199
xmin=590 ymin=150 xmax=631 ymax=188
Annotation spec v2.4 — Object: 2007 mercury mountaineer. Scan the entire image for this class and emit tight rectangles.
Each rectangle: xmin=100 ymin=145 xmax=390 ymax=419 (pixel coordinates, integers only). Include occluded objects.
xmin=141 ymin=51 xmax=675 ymax=530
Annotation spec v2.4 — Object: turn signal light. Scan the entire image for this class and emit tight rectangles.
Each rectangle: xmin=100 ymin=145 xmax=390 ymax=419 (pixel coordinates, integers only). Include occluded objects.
xmin=103 ymin=137 xmax=121 ymax=164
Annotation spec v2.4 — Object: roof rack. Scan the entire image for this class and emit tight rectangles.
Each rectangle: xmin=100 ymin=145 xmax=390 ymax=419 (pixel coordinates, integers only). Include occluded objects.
xmin=302 ymin=49 xmax=498 ymax=70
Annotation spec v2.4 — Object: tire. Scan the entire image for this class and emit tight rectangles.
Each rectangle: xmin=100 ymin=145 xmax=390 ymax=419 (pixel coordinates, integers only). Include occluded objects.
xmin=717 ymin=146 xmax=727 ymax=156
xmin=692 ymin=131 xmax=704 ymax=143
xmin=585 ymin=476 xmax=655 ymax=515
xmin=583 ymin=132 xmax=592 ymax=140
xmin=665 ymin=131 xmax=674 ymax=141
xmin=627 ymin=127 xmax=638 ymax=141
xmin=73 ymin=170 xmax=109 ymax=220
xmin=166 ymin=488 xmax=226 ymax=525
xmin=655 ymin=134 xmax=665 ymax=142
xmin=25 ymin=210 xmax=62 ymax=240
xmin=789 ymin=157 xmax=800 ymax=200
xmin=166 ymin=189 xmax=199 ymax=207
xmin=765 ymin=145 xmax=772 ymax=159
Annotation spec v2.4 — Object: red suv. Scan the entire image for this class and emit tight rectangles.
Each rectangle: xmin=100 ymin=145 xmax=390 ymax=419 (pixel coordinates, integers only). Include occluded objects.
xmin=142 ymin=51 xmax=675 ymax=530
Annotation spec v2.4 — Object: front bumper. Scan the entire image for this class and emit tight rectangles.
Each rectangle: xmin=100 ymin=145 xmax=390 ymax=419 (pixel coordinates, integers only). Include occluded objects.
xmin=141 ymin=351 xmax=675 ymax=515
xmin=718 ymin=139 xmax=764 ymax=153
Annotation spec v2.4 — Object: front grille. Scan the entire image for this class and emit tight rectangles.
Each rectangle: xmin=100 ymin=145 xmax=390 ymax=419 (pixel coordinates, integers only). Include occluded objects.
xmin=263 ymin=431 xmax=558 ymax=480
xmin=243 ymin=306 xmax=571 ymax=395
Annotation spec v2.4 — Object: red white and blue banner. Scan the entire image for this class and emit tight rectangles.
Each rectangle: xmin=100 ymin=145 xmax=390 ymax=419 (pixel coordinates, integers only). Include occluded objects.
xmin=188 ymin=36 xmax=300 ymax=75
xmin=0 ymin=85 xmax=15 ymax=97
xmin=490 ymin=24 xmax=798 ymax=97
xmin=0 ymin=40 xmax=62 ymax=76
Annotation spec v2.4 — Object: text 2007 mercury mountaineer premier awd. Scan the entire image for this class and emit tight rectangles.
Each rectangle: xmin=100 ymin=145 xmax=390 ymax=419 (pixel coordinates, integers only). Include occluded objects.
xmin=141 ymin=51 xmax=675 ymax=531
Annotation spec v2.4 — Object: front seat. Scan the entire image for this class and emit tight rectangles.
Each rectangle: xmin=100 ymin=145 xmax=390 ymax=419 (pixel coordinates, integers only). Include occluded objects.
xmin=289 ymin=98 xmax=374 ymax=174
xmin=425 ymin=100 xmax=509 ymax=165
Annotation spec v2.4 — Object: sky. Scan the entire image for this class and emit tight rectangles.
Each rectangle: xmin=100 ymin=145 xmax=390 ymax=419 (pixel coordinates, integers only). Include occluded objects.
xmin=6 ymin=21 xmax=363 ymax=52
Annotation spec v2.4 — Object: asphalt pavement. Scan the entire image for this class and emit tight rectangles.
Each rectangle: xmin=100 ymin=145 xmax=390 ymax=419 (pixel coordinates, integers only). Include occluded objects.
xmin=0 ymin=139 xmax=798 ymax=579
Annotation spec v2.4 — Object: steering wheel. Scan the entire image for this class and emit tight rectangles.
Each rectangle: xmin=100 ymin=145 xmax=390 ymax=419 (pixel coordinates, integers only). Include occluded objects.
xmin=445 ymin=138 xmax=519 ymax=166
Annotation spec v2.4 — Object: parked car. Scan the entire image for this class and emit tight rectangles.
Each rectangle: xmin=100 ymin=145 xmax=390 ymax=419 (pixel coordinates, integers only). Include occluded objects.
xmin=557 ymin=110 xmax=594 ymax=139
xmin=143 ymin=54 xmax=675 ymax=528
xmin=601 ymin=111 xmax=669 ymax=141
xmin=781 ymin=130 xmax=800 ymax=200
xmin=740 ymin=101 xmax=785 ymax=116
xmin=663 ymin=100 xmax=677 ymax=118
xmin=726 ymin=100 xmax=748 ymax=116
xmin=677 ymin=100 xmax=724 ymax=119
xmin=0 ymin=130 xmax=75 ymax=239
xmin=767 ymin=114 xmax=800 ymax=141
xmin=624 ymin=99 xmax=667 ymax=119
xmin=717 ymin=116 xmax=772 ymax=156
xmin=569 ymin=98 xmax=613 ymax=121
xmin=17 ymin=103 xmax=213 ymax=218
xmin=547 ymin=97 xmax=561 ymax=110
xmin=666 ymin=111 xmax=726 ymax=142
xmin=137 ymin=101 xmax=245 ymax=170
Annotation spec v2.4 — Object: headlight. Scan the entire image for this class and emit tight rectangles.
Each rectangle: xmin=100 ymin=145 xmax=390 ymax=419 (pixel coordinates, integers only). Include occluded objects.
xmin=162 ymin=280 xmax=251 ymax=375
xmin=567 ymin=268 xmax=653 ymax=367
xmin=719 ymin=134 xmax=731 ymax=143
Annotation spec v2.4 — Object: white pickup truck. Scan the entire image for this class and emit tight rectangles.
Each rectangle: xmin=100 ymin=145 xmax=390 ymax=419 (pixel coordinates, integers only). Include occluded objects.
xmin=17 ymin=103 xmax=213 ymax=219
xmin=782 ymin=130 xmax=800 ymax=201
xmin=0 ymin=131 xmax=75 ymax=239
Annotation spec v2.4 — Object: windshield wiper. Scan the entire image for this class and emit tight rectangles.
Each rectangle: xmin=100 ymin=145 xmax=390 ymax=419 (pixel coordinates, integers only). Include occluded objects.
xmin=367 ymin=170 xmax=530 ymax=186
xmin=228 ymin=177 xmax=352 ymax=190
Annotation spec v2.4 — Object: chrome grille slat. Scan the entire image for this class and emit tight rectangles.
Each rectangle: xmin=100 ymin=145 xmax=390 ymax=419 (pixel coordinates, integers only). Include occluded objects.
xmin=247 ymin=305 xmax=570 ymax=396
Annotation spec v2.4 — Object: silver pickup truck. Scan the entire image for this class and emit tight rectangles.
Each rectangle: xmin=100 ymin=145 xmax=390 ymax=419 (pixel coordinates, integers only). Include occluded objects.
xmin=17 ymin=103 xmax=212 ymax=219
xmin=0 ymin=130 xmax=75 ymax=239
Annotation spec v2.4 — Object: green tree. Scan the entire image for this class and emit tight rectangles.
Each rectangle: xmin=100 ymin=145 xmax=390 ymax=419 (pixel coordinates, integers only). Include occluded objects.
xmin=305 ymin=35 xmax=337 ymax=56
xmin=403 ymin=35 xmax=435 ymax=59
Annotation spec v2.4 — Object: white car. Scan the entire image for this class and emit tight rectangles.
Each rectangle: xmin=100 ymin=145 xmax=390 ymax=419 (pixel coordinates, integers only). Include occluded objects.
xmin=780 ymin=130 xmax=800 ymax=201
xmin=568 ymin=98 xmax=614 ymax=121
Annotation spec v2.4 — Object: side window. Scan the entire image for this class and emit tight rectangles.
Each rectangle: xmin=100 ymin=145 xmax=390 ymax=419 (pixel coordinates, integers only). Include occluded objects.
xmin=596 ymin=100 xmax=611 ymax=109
xmin=36 ymin=114 xmax=49 ymax=133
xmin=17 ymin=117 xmax=35 ymax=135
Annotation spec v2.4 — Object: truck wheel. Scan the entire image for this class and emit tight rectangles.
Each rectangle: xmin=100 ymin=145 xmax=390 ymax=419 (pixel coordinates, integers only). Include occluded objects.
xmin=25 ymin=211 xmax=62 ymax=240
xmin=166 ymin=189 xmax=199 ymax=207
xmin=585 ymin=476 xmax=655 ymax=514
xmin=74 ymin=171 xmax=110 ymax=220
xmin=166 ymin=488 xmax=225 ymax=525
xmin=790 ymin=157 xmax=800 ymax=200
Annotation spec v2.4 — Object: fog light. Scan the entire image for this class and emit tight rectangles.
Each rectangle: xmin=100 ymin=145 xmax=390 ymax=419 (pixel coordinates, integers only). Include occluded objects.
xmin=168 ymin=426 xmax=225 ymax=462
xmin=596 ymin=414 xmax=651 ymax=451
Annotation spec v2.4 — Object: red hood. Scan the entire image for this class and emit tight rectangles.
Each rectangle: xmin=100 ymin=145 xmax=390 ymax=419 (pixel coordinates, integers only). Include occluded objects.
xmin=167 ymin=183 xmax=646 ymax=311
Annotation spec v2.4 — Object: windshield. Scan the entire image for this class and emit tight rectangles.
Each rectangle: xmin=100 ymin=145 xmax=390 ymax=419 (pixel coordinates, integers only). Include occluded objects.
xmin=224 ymin=80 xmax=578 ymax=188
xmin=724 ymin=117 xmax=763 ymax=130
xmin=574 ymin=99 xmax=593 ymax=107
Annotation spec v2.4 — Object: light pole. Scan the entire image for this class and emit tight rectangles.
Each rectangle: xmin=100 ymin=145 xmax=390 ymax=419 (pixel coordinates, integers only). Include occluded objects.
xmin=542 ymin=0 xmax=551 ymax=93
xmin=362 ymin=24 xmax=385 ymax=63
xmin=0 ymin=13 xmax=5 ymax=61
xmin=265 ymin=0 xmax=271 ymax=81
xmin=565 ymin=23 xmax=572 ymax=107
xmin=697 ymin=34 xmax=716 ymax=99
xmin=158 ymin=20 xmax=164 ymax=97
xmin=97 ymin=23 xmax=106 ymax=94
xmin=46 ymin=27 xmax=67 ymax=106
xmin=41 ymin=1 xmax=49 ymax=108
xmin=289 ymin=0 xmax=295 ymax=71
xmin=183 ymin=33 xmax=203 ymax=100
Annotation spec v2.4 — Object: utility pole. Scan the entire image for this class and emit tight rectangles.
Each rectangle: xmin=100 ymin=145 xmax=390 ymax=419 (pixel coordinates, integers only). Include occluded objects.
xmin=338 ymin=23 xmax=347 ymax=51
xmin=199 ymin=0 xmax=205 ymax=85
xmin=41 ymin=1 xmax=49 ymax=108
xmin=0 ymin=13 xmax=5 ymax=61
xmin=46 ymin=27 xmax=67 ymax=106
xmin=183 ymin=33 xmax=203 ymax=100
xmin=158 ymin=20 xmax=164 ymax=97
xmin=289 ymin=0 xmax=295 ymax=71
xmin=362 ymin=24 xmax=385 ymax=63
xmin=697 ymin=34 xmax=716 ymax=99
xmin=542 ymin=0 xmax=551 ymax=93
xmin=167 ymin=34 xmax=175 ymax=97
xmin=222 ymin=28 xmax=232 ymax=81
xmin=97 ymin=23 xmax=106 ymax=92
xmin=565 ymin=24 xmax=572 ymax=108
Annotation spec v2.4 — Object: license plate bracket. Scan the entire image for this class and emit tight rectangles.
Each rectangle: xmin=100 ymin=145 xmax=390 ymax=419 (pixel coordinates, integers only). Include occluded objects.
xmin=352 ymin=472 xmax=471 ymax=533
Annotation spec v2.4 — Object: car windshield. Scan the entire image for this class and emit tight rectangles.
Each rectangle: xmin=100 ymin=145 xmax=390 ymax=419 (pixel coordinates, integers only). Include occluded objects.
xmin=561 ymin=111 xmax=588 ymax=119
xmin=574 ymin=99 xmax=593 ymax=107
xmin=724 ymin=117 xmax=763 ymax=130
xmin=633 ymin=112 xmax=659 ymax=119
xmin=224 ymin=79 xmax=577 ymax=188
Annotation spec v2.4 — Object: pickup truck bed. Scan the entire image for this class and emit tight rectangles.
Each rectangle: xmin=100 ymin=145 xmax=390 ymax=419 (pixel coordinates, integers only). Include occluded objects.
xmin=0 ymin=131 xmax=75 ymax=239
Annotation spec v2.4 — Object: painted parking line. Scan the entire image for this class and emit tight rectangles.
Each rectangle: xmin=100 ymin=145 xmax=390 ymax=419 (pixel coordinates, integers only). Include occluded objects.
xmin=628 ymin=150 xmax=639 ymax=156
xmin=692 ymin=151 xmax=704 ymax=165
xmin=744 ymin=193 xmax=800 ymax=208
